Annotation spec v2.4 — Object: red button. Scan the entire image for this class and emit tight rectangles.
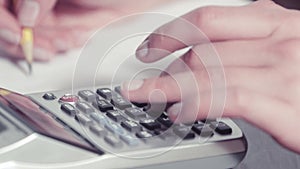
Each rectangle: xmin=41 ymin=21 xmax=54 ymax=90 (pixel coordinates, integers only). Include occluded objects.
xmin=59 ymin=94 xmax=79 ymax=103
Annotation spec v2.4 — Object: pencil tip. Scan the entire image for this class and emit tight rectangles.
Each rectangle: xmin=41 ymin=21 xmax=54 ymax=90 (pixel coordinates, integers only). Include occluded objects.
xmin=28 ymin=63 xmax=32 ymax=75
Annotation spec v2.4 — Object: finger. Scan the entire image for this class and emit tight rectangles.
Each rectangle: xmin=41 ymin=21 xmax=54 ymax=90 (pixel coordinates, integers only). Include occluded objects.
xmin=122 ymin=66 xmax=284 ymax=106
xmin=31 ymin=30 xmax=57 ymax=61
xmin=136 ymin=0 xmax=284 ymax=63
xmin=168 ymin=88 xmax=300 ymax=153
xmin=34 ymin=27 xmax=87 ymax=53
xmin=15 ymin=0 xmax=57 ymax=27
xmin=0 ymin=33 xmax=54 ymax=61
xmin=163 ymin=39 xmax=275 ymax=76
xmin=52 ymin=3 xmax=120 ymax=29
xmin=0 ymin=3 xmax=21 ymax=45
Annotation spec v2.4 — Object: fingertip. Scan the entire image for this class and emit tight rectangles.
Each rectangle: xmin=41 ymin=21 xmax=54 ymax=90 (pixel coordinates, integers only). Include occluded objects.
xmin=135 ymin=39 xmax=149 ymax=61
xmin=135 ymin=36 xmax=172 ymax=63
xmin=121 ymin=79 xmax=144 ymax=92
xmin=167 ymin=102 xmax=183 ymax=124
xmin=0 ymin=29 xmax=21 ymax=45
xmin=120 ymin=79 xmax=145 ymax=101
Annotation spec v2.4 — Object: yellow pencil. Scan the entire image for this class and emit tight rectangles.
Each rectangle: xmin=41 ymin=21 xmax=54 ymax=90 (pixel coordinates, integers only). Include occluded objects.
xmin=20 ymin=27 xmax=33 ymax=74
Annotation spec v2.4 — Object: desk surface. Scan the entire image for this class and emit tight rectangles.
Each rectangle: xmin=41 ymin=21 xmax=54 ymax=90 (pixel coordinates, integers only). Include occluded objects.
xmin=0 ymin=0 xmax=299 ymax=168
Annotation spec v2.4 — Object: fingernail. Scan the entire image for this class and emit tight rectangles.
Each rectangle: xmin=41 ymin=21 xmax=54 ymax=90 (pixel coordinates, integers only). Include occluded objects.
xmin=18 ymin=0 xmax=40 ymax=27
xmin=33 ymin=48 xmax=52 ymax=61
xmin=168 ymin=102 xmax=183 ymax=117
xmin=0 ymin=29 xmax=20 ymax=45
xmin=122 ymin=79 xmax=144 ymax=91
xmin=136 ymin=39 xmax=149 ymax=59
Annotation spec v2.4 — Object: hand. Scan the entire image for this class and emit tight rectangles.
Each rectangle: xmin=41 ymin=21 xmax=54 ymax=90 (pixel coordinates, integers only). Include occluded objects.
xmin=0 ymin=0 xmax=56 ymax=61
xmin=0 ymin=0 xmax=164 ymax=61
xmin=121 ymin=0 xmax=300 ymax=153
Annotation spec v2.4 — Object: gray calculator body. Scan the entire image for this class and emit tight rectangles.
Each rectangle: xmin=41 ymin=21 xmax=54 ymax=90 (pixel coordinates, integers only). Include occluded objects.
xmin=0 ymin=87 xmax=247 ymax=169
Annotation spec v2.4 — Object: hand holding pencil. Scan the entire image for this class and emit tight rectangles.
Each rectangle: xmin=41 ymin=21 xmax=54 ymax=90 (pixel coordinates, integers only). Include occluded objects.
xmin=0 ymin=0 xmax=165 ymax=73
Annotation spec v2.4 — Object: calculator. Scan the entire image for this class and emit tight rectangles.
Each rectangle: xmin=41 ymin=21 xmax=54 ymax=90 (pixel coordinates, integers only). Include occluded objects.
xmin=0 ymin=86 xmax=247 ymax=169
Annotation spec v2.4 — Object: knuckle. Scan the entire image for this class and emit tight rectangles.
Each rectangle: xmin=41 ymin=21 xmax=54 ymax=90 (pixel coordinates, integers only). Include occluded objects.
xmin=195 ymin=6 xmax=221 ymax=29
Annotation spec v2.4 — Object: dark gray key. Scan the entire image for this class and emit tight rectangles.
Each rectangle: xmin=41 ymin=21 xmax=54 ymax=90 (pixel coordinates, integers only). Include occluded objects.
xmin=173 ymin=126 xmax=195 ymax=140
xmin=210 ymin=121 xmax=232 ymax=135
xmin=192 ymin=123 xmax=214 ymax=137
xmin=76 ymin=101 xmax=94 ymax=113
xmin=78 ymin=90 xmax=97 ymax=102
xmin=104 ymin=134 xmax=122 ymax=147
xmin=96 ymin=88 xmax=112 ymax=100
xmin=75 ymin=113 xmax=93 ymax=126
xmin=93 ymin=99 xmax=114 ymax=112
xmin=61 ymin=103 xmax=77 ymax=116
xmin=42 ymin=93 xmax=56 ymax=100
xmin=114 ymin=86 xmax=121 ymax=94
xmin=111 ymin=97 xmax=132 ymax=109
xmin=140 ymin=119 xmax=161 ymax=130
xmin=121 ymin=120 xmax=142 ymax=132
xmin=106 ymin=110 xmax=125 ymax=122
xmin=124 ymin=108 xmax=146 ymax=120
xmin=89 ymin=125 xmax=107 ymax=137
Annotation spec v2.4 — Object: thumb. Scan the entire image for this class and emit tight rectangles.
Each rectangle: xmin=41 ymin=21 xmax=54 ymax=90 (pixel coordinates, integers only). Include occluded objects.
xmin=14 ymin=0 xmax=57 ymax=27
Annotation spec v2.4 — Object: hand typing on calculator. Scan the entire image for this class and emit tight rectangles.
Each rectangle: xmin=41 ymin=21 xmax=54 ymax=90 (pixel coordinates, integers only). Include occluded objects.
xmin=123 ymin=0 xmax=300 ymax=153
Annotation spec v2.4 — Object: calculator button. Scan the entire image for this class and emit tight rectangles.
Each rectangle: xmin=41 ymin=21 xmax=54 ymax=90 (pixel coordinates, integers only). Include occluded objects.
xmin=104 ymin=134 xmax=122 ymax=147
xmin=96 ymin=88 xmax=112 ymax=100
xmin=106 ymin=110 xmax=126 ymax=122
xmin=132 ymin=102 xmax=148 ymax=108
xmin=192 ymin=123 xmax=214 ymax=137
xmin=76 ymin=101 xmax=94 ymax=114
xmin=90 ymin=113 xmax=109 ymax=125
xmin=210 ymin=121 xmax=232 ymax=135
xmin=157 ymin=117 xmax=173 ymax=127
xmin=121 ymin=120 xmax=142 ymax=132
xmin=136 ymin=130 xmax=154 ymax=139
xmin=42 ymin=93 xmax=56 ymax=100
xmin=140 ymin=119 xmax=161 ymax=130
xmin=93 ymin=99 xmax=114 ymax=112
xmin=173 ymin=126 xmax=195 ymax=140
xmin=59 ymin=94 xmax=79 ymax=103
xmin=114 ymin=86 xmax=122 ymax=94
xmin=61 ymin=103 xmax=77 ymax=116
xmin=89 ymin=125 xmax=107 ymax=137
xmin=124 ymin=108 xmax=146 ymax=120
xmin=120 ymin=135 xmax=139 ymax=146
xmin=78 ymin=90 xmax=97 ymax=102
xmin=105 ymin=123 xmax=126 ymax=135
xmin=111 ymin=97 xmax=132 ymax=109
xmin=75 ymin=113 xmax=93 ymax=126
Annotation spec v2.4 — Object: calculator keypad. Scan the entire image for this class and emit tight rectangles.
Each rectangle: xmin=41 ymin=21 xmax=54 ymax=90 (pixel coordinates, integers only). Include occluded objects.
xmin=41 ymin=87 xmax=235 ymax=151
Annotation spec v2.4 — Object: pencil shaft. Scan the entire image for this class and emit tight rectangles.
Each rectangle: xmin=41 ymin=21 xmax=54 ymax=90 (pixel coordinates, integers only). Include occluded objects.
xmin=20 ymin=28 xmax=33 ymax=74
